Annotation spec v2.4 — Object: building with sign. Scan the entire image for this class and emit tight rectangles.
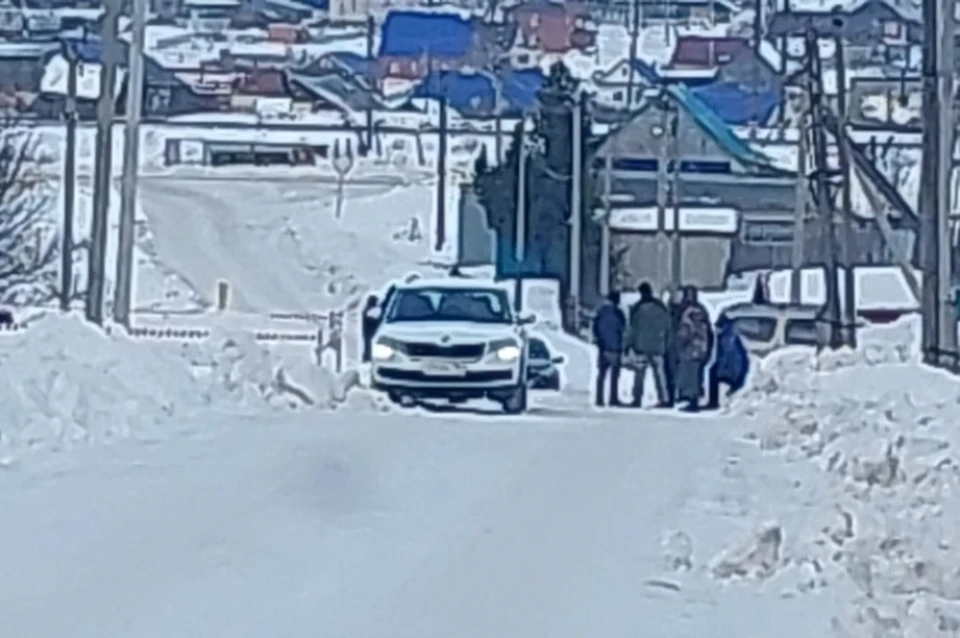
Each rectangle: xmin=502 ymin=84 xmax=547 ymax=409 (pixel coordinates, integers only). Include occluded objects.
xmin=592 ymin=85 xmax=905 ymax=299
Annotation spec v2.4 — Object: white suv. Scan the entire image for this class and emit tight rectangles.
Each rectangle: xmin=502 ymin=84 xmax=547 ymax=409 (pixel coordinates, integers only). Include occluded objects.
xmin=368 ymin=278 xmax=534 ymax=413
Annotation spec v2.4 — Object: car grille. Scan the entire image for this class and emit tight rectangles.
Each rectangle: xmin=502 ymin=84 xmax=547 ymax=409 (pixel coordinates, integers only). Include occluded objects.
xmin=404 ymin=342 xmax=486 ymax=359
xmin=378 ymin=368 xmax=513 ymax=383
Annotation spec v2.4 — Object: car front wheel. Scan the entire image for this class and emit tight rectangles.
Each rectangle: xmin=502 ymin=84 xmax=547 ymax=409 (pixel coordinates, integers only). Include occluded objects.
xmin=500 ymin=384 xmax=528 ymax=414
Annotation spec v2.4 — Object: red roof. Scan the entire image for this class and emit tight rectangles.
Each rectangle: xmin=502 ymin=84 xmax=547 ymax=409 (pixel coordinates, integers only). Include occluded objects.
xmin=670 ymin=36 xmax=749 ymax=68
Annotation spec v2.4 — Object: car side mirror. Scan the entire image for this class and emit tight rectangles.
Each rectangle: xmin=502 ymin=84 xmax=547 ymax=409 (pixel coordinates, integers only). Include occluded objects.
xmin=518 ymin=313 xmax=537 ymax=325
xmin=365 ymin=306 xmax=382 ymax=320
xmin=551 ymin=355 xmax=565 ymax=364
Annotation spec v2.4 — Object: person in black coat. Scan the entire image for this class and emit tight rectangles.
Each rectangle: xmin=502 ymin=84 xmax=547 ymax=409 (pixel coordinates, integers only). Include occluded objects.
xmin=360 ymin=294 xmax=380 ymax=363
xmin=591 ymin=290 xmax=626 ymax=407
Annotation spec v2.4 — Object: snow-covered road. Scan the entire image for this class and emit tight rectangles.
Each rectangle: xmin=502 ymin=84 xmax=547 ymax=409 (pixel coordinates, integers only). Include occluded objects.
xmin=137 ymin=175 xmax=433 ymax=315
xmin=1 ymin=407 xmax=834 ymax=638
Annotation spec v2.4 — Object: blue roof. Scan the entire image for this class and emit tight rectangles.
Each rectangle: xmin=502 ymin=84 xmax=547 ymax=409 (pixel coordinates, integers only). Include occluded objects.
xmin=378 ymin=12 xmax=475 ymax=58
xmin=61 ymin=35 xmax=107 ymax=64
xmin=690 ymin=82 xmax=780 ymax=126
xmin=664 ymin=84 xmax=772 ymax=167
xmin=500 ymin=68 xmax=545 ymax=113
xmin=414 ymin=71 xmax=495 ymax=115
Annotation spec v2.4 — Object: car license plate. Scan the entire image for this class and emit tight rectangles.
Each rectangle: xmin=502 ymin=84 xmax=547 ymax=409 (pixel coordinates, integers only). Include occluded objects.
xmin=422 ymin=361 xmax=465 ymax=376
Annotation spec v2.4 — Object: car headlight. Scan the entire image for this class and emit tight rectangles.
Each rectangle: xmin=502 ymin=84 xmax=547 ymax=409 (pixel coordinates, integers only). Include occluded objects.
xmin=372 ymin=337 xmax=403 ymax=361
xmin=496 ymin=345 xmax=521 ymax=361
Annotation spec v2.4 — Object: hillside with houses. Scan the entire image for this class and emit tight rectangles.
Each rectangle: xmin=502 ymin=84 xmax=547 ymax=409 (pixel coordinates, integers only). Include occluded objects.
xmin=0 ymin=0 xmax=929 ymax=129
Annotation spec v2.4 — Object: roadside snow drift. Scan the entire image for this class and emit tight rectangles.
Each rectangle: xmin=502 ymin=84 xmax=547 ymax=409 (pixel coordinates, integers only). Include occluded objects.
xmin=675 ymin=318 xmax=960 ymax=636
xmin=0 ymin=315 xmax=361 ymax=455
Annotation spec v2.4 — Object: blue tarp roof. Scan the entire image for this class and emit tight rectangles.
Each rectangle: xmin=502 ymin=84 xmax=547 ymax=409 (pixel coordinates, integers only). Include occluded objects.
xmin=665 ymin=83 xmax=771 ymax=166
xmin=378 ymin=12 xmax=475 ymax=58
xmin=61 ymin=35 xmax=108 ymax=63
xmin=413 ymin=68 xmax=546 ymax=116
xmin=501 ymin=68 xmax=545 ymax=112
xmin=414 ymin=71 xmax=494 ymax=115
xmin=690 ymin=82 xmax=780 ymax=127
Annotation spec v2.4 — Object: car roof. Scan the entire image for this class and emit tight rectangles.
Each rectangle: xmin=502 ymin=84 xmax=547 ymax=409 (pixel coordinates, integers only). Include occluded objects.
xmin=723 ymin=301 xmax=822 ymax=319
xmin=396 ymin=277 xmax=511 ymax=293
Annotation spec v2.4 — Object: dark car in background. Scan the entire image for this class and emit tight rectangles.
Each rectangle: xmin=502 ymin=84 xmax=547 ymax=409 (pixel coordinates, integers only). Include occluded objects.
xmin=526 ymin=336 xmax=564 ymax=390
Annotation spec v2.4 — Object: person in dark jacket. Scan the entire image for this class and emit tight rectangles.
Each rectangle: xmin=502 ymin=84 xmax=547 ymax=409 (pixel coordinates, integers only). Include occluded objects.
xmin=663 ymin=289 xmax=683 ymax=404
xmin=360 ymin=294 xmax=381 ymax=363
xmin=591 ymin=290 xmax=626 ymax=407
xmin=625 ymin=282 xmax=672 ymax=407
xmin=674 ymin=286 xmax=714 ymax=412
xmin=705 ymin=314 xmax=750 ymax=409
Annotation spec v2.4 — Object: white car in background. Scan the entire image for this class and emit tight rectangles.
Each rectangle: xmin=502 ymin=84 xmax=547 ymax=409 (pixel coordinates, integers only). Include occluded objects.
xmin=367 ymin=278 xmax=535 ymax=414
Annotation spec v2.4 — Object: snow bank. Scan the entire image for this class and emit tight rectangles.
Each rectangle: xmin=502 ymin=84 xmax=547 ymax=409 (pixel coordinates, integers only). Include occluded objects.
xmin=0 ymin=314 xmax=367 ymax=457
xmin=679 ymin=317 xmax=960 ymax=635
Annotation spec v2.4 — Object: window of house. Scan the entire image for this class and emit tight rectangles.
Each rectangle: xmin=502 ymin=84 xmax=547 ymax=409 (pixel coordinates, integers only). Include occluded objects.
xmin=389 ymin=61 xmax=400 ymax=75
xmin=732 ymin=316 xmax=777 ymax=343
xmin=883 ymin=20 xmax=904 ymax=41
xmin=784 ymin=319 xmax=820 ymax=345
xmin=612 ymin=90 xmax=624 ymax=102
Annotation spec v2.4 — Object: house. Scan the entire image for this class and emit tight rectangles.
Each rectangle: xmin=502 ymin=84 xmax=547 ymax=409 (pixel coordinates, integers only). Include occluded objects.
xmin=286 ymin=67 xmax=405 ymax=114
xmin=591 ymin=58 xmax=718 ymax=110
xmin=667 ymin=36 xmax=783 ymax=124
xmin=848 ymin=74 xmax=922 ymax=128
xmin=266 ymin=23 xmax=308 ymax=43
xmin=229 ymin=68 xmax=290 ymax=111
xmin=640 ymin=0 xmax=736 ymax=25
xmin=590 ymin=83 xmax=911 ymax=300
xmin=328 ymin=0 xmax=388 ymax=23
xmin=507 ymin=0 xmax=597 ymax=54
xmin=377 ymin=12 xmax=480 ymax=80
xmin=0 ymin=41 xmax=60 ymax=95
xmin=767 ymin=0 xmax=922 ymax=65
xmin=184 ymin=0 xmax=242 ymax=32
xmin=412 ymin=67 xmax=544 ymax=117
xmin=309 ymin=51 xmax=374 ymax=81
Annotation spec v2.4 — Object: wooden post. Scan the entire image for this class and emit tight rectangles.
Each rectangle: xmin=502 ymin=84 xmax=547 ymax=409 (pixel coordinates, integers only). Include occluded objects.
xmin=217 ymin=281 xmax=229 ymax=311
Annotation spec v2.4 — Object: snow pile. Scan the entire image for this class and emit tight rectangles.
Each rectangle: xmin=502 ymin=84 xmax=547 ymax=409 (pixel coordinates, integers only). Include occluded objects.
xmin=685 ymin=318 xmax=960 ymax=635
xmin=0 ymin=314 xmax=367 ymax=456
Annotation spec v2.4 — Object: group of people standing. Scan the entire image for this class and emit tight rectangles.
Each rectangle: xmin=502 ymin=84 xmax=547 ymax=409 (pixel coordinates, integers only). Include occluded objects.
xmin=591 ymin=282 xmax=750 ymax=412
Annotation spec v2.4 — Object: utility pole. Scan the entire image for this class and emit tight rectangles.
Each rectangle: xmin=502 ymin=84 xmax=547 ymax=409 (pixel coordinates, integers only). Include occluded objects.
xmin=655 ymin=99 xmax=670 ymax=292
xmin=569 ymin=92 xmax=584 ymax=313
xmin=833 ymin=32 xmax=857 ymax=348
xmin=791 ymin=89 xmax=808 ymax=305
xmin=805 ymin=28 xmax=842 ymax=349
xmin=435 ymin=97 xmax=447 ymax=253
xmin=514 ymin=125 xmax=528 ymax=312
xmin=919 ymin=0 xmax=957 ymax=365
xmin=60 ymin=42 xmax=79 ymax=312
xmin=600 ymin=152 xmax=613 ymax=297
xmin=668 ymin=104 xmax=682 ymax=292
xmin=625 ymin=0 xmax=641 ymax=110
xmin=113 ymin=0 xmax=147 ymax=328
xmin=85 ymin=0 xmax=121 ymax=325
xmin=365 ymin=15 xmax=375 ymax=152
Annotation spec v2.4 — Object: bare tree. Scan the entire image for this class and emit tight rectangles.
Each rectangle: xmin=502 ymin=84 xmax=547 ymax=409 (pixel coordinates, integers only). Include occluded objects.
xmin=0 ymin=124 xmax=62 ymax=306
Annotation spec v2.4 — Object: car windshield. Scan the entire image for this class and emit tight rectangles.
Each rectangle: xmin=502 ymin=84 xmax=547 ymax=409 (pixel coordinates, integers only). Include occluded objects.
xmin=385 ymin=286 xmax=514 ymax=324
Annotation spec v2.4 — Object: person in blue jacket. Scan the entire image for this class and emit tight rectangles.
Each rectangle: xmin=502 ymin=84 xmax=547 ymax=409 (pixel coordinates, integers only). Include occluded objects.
xmin=705 ymin=313 xmax=750 ymax=409
xmin=592 ymin=290 xmax=626 ymax=407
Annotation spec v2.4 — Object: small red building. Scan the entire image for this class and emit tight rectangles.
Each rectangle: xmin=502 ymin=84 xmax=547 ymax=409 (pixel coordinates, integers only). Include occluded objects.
xmin=509 ymin=1 xmax=596 ymax=54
